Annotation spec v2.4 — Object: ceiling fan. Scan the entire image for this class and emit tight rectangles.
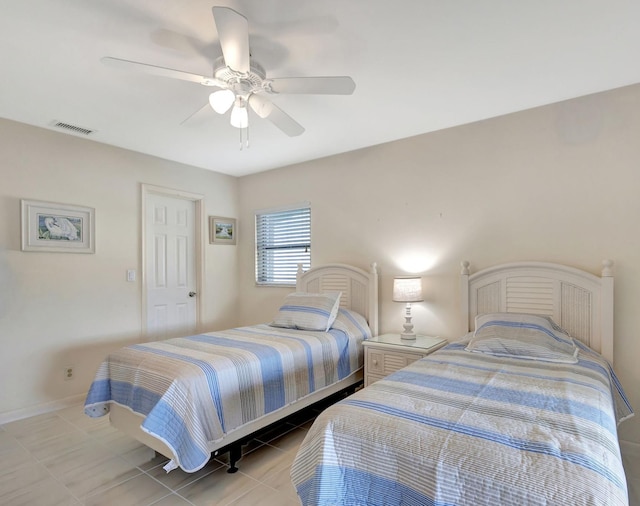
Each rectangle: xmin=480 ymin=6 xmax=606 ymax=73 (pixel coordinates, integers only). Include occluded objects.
xmin=102 ymin=6 xmax=356 ymax=138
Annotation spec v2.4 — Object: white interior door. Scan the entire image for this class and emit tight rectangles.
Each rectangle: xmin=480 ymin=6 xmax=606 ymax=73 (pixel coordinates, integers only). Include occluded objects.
xmin=145 ymin=191 xmax=198 ymax=340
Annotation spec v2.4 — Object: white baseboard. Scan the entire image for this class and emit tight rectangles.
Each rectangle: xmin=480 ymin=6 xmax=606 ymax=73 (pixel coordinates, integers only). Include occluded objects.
xmin=0 ymin=394 xmax=85 ymax=425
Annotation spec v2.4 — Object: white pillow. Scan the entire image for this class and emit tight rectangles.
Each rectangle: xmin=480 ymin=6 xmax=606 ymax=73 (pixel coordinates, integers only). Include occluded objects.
xmin=270 ymin=292 xmax=342 ymax=331
xmin=465 ymin=312 xmax=578 ymax=363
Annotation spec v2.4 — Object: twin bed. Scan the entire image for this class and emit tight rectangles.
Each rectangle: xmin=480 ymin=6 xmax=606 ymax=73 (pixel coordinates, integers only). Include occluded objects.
xmin=291 ymin=260 xmax=633 ymax=505
xmin=85 ymin=259 xmax=632 ymax=505
xmin=85 ymin=263 xmax=378 ymax=472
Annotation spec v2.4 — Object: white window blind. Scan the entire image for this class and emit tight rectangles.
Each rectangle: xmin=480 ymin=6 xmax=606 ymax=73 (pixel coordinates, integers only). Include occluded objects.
xmin=256 ymin=205 xmax=311 ymax=286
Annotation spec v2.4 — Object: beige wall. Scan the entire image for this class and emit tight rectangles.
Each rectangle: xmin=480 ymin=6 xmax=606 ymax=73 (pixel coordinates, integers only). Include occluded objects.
xmin=0 ymin=119 xmax=239 ymax=419
xmin=238 ymin=84 xmax=640 ymax=444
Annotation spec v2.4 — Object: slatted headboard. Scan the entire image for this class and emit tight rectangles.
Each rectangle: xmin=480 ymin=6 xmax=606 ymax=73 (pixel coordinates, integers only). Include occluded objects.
xmin=461 ymin=260 xmax=614 ymax=363
xmin=297 ymin=263 xmax=379 ymax=336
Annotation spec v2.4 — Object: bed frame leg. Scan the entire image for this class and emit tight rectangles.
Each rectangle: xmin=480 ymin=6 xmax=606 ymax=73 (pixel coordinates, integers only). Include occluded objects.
xmin=227 ymin=444 xmax=242 ymax=473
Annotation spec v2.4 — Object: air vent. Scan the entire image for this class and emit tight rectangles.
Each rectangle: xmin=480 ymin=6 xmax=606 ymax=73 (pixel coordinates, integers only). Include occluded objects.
xmin=51 ymin=121 xmax=95 ymax=136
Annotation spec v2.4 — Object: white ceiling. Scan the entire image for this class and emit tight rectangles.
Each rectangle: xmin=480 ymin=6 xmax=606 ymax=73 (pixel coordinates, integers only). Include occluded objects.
xmin=1 ymin=1 xmax=639 ymax=177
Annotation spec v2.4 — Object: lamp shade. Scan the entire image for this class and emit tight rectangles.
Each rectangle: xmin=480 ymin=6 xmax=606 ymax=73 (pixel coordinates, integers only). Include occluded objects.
xmin=230 ymin=103 xmax=248 ymax=128
xmin=209 ymin=89 xmax=235 ymax=114
xmin=393 ymin=277 xmax=423 ymax=302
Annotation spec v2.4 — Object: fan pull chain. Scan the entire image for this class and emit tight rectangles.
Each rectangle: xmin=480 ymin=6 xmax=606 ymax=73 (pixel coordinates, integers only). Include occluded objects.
xmin=238 ymin=126 xmax=250 ymax=151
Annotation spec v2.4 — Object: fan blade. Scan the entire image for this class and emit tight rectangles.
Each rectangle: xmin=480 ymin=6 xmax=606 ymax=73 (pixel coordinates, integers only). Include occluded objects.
xmin=265 ymin=105 xmax=306 ymax=137
xmin=212 ymin=7 xmax=250 ymax=74
xmin=269 ymin=76 xmax=355 ymax=95
xmin=101 ymin=57 xmax=224 ymax=87
xmin=180 ymin=103 xmax=213 ymax=126
xmin=249 ymin=94 xmax=305 ymax=137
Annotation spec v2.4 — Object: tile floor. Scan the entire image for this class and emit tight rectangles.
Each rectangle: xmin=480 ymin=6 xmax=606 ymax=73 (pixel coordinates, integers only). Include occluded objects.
xmin=2 ymin=403 xmax=639 ymax=505
xmin=0 ymin=402 xmax=316 ymax=506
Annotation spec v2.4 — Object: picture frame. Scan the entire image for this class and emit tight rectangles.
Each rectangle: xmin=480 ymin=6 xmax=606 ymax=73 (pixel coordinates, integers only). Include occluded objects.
xmin=21 ymin=199 xmax=95 ymax=253
xmin=209 ymin=216 xmax=237 ymax=245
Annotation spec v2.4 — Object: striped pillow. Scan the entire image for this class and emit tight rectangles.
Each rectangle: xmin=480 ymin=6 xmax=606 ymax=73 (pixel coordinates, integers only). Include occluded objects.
xmin=331 ymin=308 xmax=372 ymax=340
xmin=270 ymin=292 xmax=342 ymax=331
xmin=466 ymin=312 xmax=578 ymax=363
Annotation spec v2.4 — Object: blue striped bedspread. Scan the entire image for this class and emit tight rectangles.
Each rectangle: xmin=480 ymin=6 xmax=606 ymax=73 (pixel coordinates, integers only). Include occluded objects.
xmin=84 ymin=323 xmax=364 ymax=472
xmin=291 ymin=340 xmax=633 ymax=506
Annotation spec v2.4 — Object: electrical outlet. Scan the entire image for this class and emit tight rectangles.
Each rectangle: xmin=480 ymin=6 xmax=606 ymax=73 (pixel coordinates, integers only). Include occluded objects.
xmin=64 ymin=366 xmax=74 ymax=381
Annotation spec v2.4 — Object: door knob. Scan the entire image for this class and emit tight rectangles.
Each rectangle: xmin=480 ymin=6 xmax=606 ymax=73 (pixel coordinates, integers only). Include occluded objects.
xmin=188 ymin=291 xmax=197 ymax=297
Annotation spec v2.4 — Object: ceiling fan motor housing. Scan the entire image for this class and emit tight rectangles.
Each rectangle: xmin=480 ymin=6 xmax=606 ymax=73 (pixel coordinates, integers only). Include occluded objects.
xmin=213 ymin=57 xmax=267 ymax=97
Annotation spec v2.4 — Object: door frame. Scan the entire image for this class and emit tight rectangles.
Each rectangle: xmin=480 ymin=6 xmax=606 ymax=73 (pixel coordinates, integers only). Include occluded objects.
xmin=141 ymin=183 xmax=205 ymax=338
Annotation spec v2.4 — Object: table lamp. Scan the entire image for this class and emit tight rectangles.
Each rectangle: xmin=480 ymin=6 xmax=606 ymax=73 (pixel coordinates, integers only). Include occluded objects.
xmin=393 ymin=277 xmax=423 ymax=340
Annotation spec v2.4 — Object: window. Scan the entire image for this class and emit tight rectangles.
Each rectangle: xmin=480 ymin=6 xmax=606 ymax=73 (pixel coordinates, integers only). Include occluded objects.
xmin=256 ymin=204 xmax=311 ymax=286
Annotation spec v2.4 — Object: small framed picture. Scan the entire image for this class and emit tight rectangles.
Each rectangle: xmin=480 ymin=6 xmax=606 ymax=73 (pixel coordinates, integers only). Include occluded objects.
xmin=21 ymin=199 xmax=95 ymax=253
xmin=209 ymin=216 xmax=236 ymax=245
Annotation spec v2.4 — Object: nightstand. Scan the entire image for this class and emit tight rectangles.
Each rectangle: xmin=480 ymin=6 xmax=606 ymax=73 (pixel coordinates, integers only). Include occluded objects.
xmin=363 ymin=333 xmax=447 ymax=387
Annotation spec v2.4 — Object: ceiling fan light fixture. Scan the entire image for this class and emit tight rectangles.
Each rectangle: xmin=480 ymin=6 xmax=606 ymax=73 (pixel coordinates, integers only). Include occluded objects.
xmin=230 ymin=103 xmax=248 ymax=129
xmin=248 ymin=94 xmax=273 ymax=119
xmin=209 ymin=89 xmax=235 ymax=114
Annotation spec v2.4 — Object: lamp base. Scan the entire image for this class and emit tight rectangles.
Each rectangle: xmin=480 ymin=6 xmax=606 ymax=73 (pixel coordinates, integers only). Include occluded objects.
xmin=401 ymin=310 xmax=416 ymax=340
xmin=400 ymin=331 xmax=417 ymax=340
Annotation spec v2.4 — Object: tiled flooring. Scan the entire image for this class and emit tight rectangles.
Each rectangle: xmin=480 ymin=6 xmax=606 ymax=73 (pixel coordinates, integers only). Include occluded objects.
xmin=0 ymin=403 xmax=314 ymax=506
xmin=2 ymin=403 xmax=639 ymax=506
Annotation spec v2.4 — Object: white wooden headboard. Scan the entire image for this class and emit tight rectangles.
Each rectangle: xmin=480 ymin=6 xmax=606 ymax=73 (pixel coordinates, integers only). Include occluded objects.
xmin=461 ymin=260 xmax=614 ymax=363
xmin=297 ymin=263 xmax=379 ymax=336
